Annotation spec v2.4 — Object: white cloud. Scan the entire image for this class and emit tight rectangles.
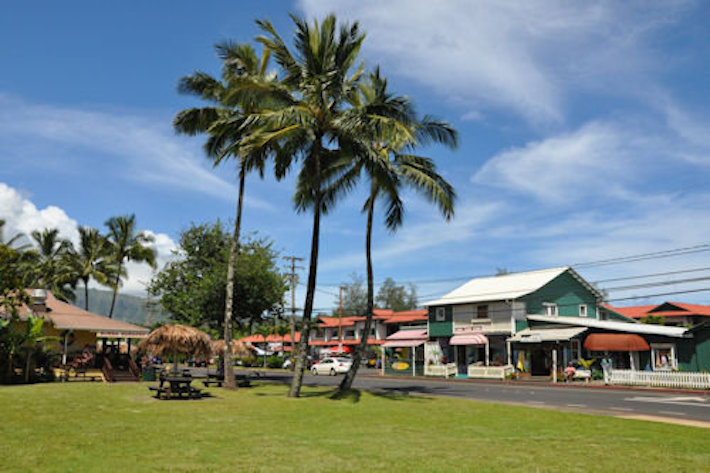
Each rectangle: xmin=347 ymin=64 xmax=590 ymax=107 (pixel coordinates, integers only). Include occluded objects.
xmin=0 ymin=95 xmax=274 ymax=210
xmin=300 ymin=0 xmax=691 ymax=123
xmin=0 ymin=182 xmax=177 ymax=295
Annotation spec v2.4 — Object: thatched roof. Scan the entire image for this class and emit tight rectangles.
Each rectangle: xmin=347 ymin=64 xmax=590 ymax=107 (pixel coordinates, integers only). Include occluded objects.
xmin=212 ymin=339 xmax=251 ymax=358
xmin=138 ymin=324 xmax=212 ymax=358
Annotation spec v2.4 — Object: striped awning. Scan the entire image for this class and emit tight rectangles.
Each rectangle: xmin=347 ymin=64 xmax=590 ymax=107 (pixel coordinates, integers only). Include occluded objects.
xmin=450 ymin=333 xmax=488 ymax=346
xmin=584 ymin=333 xmax=650 ymax=352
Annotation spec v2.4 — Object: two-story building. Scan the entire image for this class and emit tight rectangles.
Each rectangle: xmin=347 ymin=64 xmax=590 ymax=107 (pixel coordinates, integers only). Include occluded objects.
xmin=424 ymin=266 xmax=603 ymax=377
xmin=309 ymin=309 xmax=428 ymax=357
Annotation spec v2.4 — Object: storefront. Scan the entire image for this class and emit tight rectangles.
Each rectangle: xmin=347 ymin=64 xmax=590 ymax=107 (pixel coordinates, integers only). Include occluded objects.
xmin=382 ymin=329 xmax=427 ymax=376
xmin=508 ymin=327 xmax=587 ymax=378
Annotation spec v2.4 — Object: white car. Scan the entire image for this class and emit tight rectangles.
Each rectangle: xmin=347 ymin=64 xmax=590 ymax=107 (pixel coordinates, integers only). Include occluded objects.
xmin=311 ymin=357 xmax=352 ymax=376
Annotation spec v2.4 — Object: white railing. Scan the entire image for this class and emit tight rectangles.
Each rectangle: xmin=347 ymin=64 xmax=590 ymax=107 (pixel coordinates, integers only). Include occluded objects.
xmin=468 ymin=365 xmax=514 ymax=380
xmin=610 ymin=370 xmax=710 ymax=389
xmin=425 ymin=363 xmax=457 ymax=378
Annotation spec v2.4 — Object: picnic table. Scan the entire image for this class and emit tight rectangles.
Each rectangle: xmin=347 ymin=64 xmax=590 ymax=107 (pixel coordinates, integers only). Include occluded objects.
xmin=149 ymin=374 xmax=202 ymax=400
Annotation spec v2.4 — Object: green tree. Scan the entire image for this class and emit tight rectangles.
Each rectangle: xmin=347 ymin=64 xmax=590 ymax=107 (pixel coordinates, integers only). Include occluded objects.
xmin=73 ymin=226 xmax=115 ymax=311
xmin=104 ymin=215 xmax=157 ymax=318
xmin=337 ymin=71 xmax=456 ymax=394
xmin=375 ymin=278 xmax=419 ymax=311
xmin=250 ymin=14 xmax=368 ymax=397
xmin=175 ymin=41 xmax=279 ymax=389
xmin=28 ymin=228 xmax=78 ymax=302
xmin=339 ymin=273 xmax=368 ymax=317
xmin=149 ymin=222 xmax=286 ymax=336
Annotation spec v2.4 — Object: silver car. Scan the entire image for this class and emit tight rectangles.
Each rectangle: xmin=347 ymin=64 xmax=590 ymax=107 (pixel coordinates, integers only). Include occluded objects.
xmin=311 ymin=357 xmax=352 ymax=376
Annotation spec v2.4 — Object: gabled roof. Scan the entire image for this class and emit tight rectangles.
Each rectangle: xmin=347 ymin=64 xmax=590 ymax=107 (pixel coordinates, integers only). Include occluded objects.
xmin=424 ymin=267 xmax=600 ymax=306
xmin=604 ymin=302 xmax=710 ymax=319
xmin=15 ymin=291 xmax=149 ymax=334
xmin=527 ymin=315 xmax=689 ymax=338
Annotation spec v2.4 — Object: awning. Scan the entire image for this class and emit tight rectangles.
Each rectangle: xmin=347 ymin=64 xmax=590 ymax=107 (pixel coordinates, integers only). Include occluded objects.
xmin=450 ymin=333 xmax=488 ymax=345
xmin=383 ymin=339 xmax=425 ymax=348
xmin=584 ymin=333 xmax=650 ymax=352
xmin=508 ymin=327 xmax=587 ymax=343
xmin=386 ymin=329 xmax=427 ymax=340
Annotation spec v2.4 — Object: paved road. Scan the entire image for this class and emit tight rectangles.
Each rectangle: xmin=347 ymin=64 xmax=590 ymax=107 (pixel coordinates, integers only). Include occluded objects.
xmin=238 ymin=369 xmax=710 ymax=424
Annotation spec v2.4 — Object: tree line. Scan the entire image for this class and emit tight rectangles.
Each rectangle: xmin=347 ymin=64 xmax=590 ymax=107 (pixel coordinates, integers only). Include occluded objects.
xmin=175 ymin=14 xmax=457 ymax=397
xmin=0 ymin=215 xmax=156 ymax=318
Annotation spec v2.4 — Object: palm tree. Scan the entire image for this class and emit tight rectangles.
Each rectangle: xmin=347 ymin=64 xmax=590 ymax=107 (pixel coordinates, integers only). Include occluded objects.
xmin=336 ymin=71 xmax=458 ymax=394
xmin=73 ymin=226 xmax=114 ymax=311
xmin=174 ymin=41 xmax=277 ymax=390
xmin=104 ymin=215 xmax=157 ymax=318
xmin=29 ymin=228 xmax=78 ymax=302
xmin=248 ymin=14 xmax=367 ymax=397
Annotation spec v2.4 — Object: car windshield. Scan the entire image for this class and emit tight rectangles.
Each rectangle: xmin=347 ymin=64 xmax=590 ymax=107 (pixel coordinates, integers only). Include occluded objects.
xmin=336 ymin=358 xmax=351 ymax=363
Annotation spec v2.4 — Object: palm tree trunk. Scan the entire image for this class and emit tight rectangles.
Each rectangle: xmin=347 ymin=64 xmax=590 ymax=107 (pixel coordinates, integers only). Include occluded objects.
xmin=83 ymin=277 xmax=90 ymax=311
xmin=289 ymin=145 xmax=322 ymax=398
xmin=338 ymin=186 xmax=376 ymax=394
xmin=223 ymin=166 xmax=246 ymax=390
xmin=108 ymin=261 xmax=123 ymax=318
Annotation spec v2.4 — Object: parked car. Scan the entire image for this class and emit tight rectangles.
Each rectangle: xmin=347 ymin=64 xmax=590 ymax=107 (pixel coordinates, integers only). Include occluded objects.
xmin=311 ymin=357 xmax=352 ymax=376
xmin=187 ymin=357 xmax=208 ymax=367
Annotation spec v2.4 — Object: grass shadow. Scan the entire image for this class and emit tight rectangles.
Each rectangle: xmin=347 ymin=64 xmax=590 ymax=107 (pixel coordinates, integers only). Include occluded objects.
xmin=329 ymin=388 xmax=361 ymax=403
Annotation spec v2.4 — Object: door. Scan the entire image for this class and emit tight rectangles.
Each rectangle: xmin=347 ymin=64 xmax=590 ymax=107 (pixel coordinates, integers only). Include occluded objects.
xmin=457 ymin=346 xmax=467 ymax=374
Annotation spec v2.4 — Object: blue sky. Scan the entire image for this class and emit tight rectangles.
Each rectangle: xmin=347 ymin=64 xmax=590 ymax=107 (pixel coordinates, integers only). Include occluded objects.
xmin=2 ymin=0 xmax=710 ymax=311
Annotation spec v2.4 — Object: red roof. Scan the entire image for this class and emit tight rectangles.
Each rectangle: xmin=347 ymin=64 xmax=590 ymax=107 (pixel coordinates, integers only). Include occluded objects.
xmin=603 ymin=302 xmax=710 ymax=319
xmin=238 ymin=333 xmax=301 ymax=343
xmin=310 ymin=338 xmax=385 ymax=346
xmin=317 ymin=309 xmax=427 ymax=328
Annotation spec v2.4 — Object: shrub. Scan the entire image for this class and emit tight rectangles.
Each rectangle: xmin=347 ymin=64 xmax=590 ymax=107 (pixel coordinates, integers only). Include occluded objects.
xmin=267 ymin=356 xmax=283 ymax=369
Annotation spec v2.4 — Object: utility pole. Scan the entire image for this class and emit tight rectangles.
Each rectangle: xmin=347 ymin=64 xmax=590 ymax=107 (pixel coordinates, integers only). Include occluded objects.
xmin=283 ymin=255 xmax=304 ymax=358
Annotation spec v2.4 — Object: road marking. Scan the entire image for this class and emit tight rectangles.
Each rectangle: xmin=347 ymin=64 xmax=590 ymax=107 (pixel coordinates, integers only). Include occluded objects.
xmin=611 ymin=407 xmax=634 ymax=412
xmin=567 ymin=403 xmax=587 ymax=408
xmin=659 ymin=411 xmax=687 ymax=416
xmin=625 ymin=396 xmax=709 ymax=408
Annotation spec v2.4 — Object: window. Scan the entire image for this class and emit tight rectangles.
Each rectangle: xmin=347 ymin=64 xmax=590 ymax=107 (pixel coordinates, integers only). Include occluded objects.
xmin=543 ymin=303 xmax=558 ymax=317
xmin=579 ymin=304 xmax=588 ymax=317
xmin=651 ymin=343 xmax=676 ymax=370
xmin=476 ymin=304 xmax=489 ymax=319
xmin=435 ymin=307 xmax=446 ymax=322
xmin=571 ymin=340 xmax=581 ymax=361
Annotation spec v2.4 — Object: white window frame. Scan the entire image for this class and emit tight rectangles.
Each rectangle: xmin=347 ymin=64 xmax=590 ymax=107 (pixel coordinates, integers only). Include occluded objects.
xmin=571 ymin=339 xmax=581 ymax=361
xmin=435 ymin=307 xmax=446 ymax=322
xmin=543 ymin=303 xmax=558 ymax=317
xmin=650 ymin=343 xmax=677 ymax=371
xmin=579 ymin=304 xmax=588 ymax=317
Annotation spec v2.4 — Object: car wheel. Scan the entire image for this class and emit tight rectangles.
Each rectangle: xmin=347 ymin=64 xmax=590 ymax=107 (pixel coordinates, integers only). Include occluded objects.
xmin=311 ymin=367 xmax=318 ymax=375
xmin=330 ymin=368 xmax=336 ymax=376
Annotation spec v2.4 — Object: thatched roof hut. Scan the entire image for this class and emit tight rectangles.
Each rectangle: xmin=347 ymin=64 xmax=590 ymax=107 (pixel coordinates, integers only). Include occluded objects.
xmin=138 ymin=324 xmax=212 ymax=370
xmin=212 ymin=339 xmax=251 ymax=359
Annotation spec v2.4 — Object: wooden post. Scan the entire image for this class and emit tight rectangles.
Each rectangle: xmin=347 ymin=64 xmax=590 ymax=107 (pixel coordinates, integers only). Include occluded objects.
xmin=485 ymin=341 xmax=490 ymax=366
xmin=412 ymin=346 xmax=416 ymax=377
xmin=506 ymin=341 xmax=511 ymax=366
xmin=62 ymin=331 xmax=69 ymax=365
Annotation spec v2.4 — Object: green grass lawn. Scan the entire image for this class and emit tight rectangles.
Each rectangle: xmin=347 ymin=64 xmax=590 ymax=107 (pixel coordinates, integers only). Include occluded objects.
xmin=1 ymin=382 xmax=708 ymax=472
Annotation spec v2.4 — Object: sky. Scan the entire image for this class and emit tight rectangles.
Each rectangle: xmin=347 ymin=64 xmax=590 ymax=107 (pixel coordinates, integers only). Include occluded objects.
xmin=2 ymin=0 xmax=710 ymax=313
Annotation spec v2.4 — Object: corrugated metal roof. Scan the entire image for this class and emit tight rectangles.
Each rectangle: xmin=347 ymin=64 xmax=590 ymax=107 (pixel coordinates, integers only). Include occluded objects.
xmin=527 ymin=315 xmax=689 ymax=338
xmin=508 ymin=327 xmax=587 ymax=343
xmin=424 ymin=267 xmax=572 ymax=306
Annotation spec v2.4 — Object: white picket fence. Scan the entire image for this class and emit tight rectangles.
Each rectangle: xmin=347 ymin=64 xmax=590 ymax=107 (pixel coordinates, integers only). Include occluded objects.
xmin=610 ymin=370 xmax=710 ymax=389
xmin=424 ymin=363 xmax=457 ymax=378
xmin=468 ymin=364 xmax=514 ymax=380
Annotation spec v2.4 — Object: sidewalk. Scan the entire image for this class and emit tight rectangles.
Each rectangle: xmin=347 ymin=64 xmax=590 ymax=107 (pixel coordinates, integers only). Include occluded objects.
xmin=361 ymin=372 xmax=710 ymax=395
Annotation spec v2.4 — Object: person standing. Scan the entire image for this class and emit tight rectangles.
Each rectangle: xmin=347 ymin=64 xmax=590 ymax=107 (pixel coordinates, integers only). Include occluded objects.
xmin=601 ymin=355 xmax=613 ymax=385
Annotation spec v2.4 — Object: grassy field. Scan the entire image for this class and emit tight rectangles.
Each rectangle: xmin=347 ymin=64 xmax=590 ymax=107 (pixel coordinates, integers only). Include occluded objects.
xmin=1 ymin=382 xmax=708 ymax=472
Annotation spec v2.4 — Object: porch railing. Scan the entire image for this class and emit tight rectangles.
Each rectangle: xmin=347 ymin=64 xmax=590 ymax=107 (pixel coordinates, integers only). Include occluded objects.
xmin=610 ymin=369 xmax=710 ymax=389
xmin=468 ymin=364 xmax=514 ymax=380
xmin=102 ymin=357 xmax=114 ymax=383
xmin=424 ymin=363 xmax=456 ymax=378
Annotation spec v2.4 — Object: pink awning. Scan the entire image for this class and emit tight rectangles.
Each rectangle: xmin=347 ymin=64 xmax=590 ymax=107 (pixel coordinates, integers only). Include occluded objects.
xmin=386 ymin=329 xmax=427 ymax=340
xmin=450 ymin=333 xmax=488 ymax=345
xmin=383 ymin=339 xmax=426 ymax=348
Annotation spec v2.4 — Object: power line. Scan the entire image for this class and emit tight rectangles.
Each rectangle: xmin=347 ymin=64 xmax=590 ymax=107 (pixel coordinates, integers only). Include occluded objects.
xmin=573 ymin=244 xmax=710 ymax=268
xmin=593 ymin=267 xmax=710 ymax=283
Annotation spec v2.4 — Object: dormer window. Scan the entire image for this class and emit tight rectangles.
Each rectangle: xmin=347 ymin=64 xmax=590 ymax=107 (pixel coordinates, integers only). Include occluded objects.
xmin=543 ymin=303 xmax=558 ymax=317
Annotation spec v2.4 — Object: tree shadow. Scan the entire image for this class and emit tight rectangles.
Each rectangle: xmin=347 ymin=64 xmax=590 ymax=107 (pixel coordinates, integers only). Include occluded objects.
xmin=369 ymin=387 xmax=434 ymax=403
xmin=329 ymin=388 xmax=361 ymax=403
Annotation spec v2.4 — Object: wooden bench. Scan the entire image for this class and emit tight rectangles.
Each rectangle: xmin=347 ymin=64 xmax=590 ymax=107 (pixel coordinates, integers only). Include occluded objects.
xmin=149 ymin=384 xmax=202 ymax=400
xmin=203 ymin=374 xmax=251 ymax=388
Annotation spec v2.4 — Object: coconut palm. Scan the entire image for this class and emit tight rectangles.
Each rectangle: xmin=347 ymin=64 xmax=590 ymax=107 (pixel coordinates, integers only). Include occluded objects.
xmin=174 ymin=42 xmax=278 ymax=389
xmin=336 ymin=71 xmax=458 ymax=394
xmin=73 ymin=226 xmax=114 ymax=311
xmin=28 ymin=228 xmax=78 ymax=302
xmin=248 ymin=14 xmax=367 ymax=397
xmin=104 ymin=215 xmax=156 ymax=318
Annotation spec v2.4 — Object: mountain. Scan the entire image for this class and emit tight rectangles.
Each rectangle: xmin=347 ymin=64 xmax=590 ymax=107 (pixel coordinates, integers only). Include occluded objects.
xmin=73 ymin=288 xmax=168 ymax=326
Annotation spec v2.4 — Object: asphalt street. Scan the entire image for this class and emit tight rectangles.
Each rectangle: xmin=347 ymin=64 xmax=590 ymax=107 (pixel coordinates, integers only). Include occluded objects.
xmin=236 ymin=368 xmax=710 ymax=424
